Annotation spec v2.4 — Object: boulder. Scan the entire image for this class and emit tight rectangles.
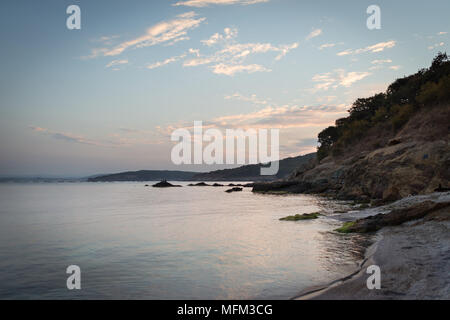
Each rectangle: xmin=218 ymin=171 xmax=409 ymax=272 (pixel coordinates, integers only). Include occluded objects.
xmin=336 ymin=201 xmax=450 ymax=233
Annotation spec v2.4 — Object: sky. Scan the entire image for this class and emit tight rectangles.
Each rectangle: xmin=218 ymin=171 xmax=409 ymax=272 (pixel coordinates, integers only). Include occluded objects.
xmin=0 ymin=0 xmax=449 ymax=177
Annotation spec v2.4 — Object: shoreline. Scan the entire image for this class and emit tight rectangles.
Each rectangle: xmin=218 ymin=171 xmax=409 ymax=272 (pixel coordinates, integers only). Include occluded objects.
xmin=294 ymin=233 xmax=381 ymax=300
xmin=294 ymin=192 xmax=450 ymax=300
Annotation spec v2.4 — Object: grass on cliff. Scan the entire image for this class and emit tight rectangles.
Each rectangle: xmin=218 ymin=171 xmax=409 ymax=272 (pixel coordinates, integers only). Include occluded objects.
xmin=335 ymin=221 xmax=356 ymax=233
xmin=279 ymin=212 xmax=321 ymax=221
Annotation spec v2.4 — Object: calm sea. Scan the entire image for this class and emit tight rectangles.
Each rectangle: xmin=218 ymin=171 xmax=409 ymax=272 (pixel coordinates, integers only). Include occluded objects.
xmin=0 ymin=182 xmax=366 ymax=299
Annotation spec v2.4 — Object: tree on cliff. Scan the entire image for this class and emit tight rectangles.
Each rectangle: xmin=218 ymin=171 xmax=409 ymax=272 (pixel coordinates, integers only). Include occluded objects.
xmin=316 ymin=53 xmax=450 ymax=161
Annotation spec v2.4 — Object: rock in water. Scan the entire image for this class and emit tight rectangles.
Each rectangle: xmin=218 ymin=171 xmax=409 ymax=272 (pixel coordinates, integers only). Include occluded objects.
xmin=225 ymin=187 xmax=243 ymax=193
xmin=279 ymin=212 xmax=321 ymax=221
xmin=188 ymin=182 xmax=210 ymax=186
xmin=152 ymin=180 xmax=182 ymax=188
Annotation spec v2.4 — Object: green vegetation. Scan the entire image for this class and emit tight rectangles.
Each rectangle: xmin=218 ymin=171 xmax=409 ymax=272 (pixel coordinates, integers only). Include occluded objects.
xmin=279 ymin=212 xmax=321 ymax=221
xmin=317 ymin=53 xmax=450 ymax=161
xmin=335 ymin=221 xmax=356 ymax=233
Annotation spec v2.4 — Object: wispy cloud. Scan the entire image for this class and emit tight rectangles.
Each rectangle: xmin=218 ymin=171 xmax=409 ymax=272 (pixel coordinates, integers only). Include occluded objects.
xmin=173 ymin=0 xmax=269 ymax=7
xmin=211 ymin=63 xmax=270 ymax=76
xmin=160 ymin=104 xmax=348 ymax=134
xmin=369 ymin=59 xmax=393 ymax=70
xmin=319 ymin=43 xmax=336 ymax=50
xmin=105 ymin=59 xmax=129 ymax=69
xmin=91 ymin=35 xmax=121 ymax=45
xmin=201 ymin=27 xmax=238 ymax=46
xmin=118 ymin=127 xmax=143 ymax=133
xmin=212 ymin=105 xmax=345 ymax=128
xmin=85 ymin=12 xmax=205 ymax=58
xmin=339 ymin=71 xmax=371 ymax=87
xmin=30 ymin=126 xmax=167 ymax=148
xmin=183 ymin=56 xmax=215 ymax=67
xmin=273 ymin=43 xmax=300 ymax=60
xmin=81 ymin=48 xmax=109 ymax=60
xmin=428 ymin=42 xmax=444 ymax=50
xmin=310 ymin=69 xmax=371 ymax=92
xmin=147 ymin=54 xmax=187 ymax=69
xmin=146 ymin=93 xmax=351 ymax=157
xmin=371 ymin=59 xmax=392 ymax=64
xmin=337 ymin=40 xmax=396 ymax=56
xmin=306 ymin=29 xmax=322 ymax=40
xmin=87 ymin=23 xmax=297 ymax=76
xmin=316 ymin=95 xmax=337 ymax=103
xmin=224 ymin=92 xmax=269 ymax=105
xmin=30 ymin=126 xmax=106 ymax=147
xmin=183 ymin=27 xmax=298 ymax=75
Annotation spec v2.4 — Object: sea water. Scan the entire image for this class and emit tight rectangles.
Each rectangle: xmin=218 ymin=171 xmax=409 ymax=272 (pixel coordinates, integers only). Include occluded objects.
xmin=0 ymin=182 xmax=366 ymax=299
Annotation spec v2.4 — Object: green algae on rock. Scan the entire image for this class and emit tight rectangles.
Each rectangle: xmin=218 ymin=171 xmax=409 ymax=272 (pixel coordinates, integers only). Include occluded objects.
xmin=279 ymin=212 xmax=321 ymax=221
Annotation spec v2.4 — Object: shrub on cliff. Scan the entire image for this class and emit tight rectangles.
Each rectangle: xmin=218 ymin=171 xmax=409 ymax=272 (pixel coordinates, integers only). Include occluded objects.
xmin=317 ymin=53 xmax=450 ymax=161
xmin=417 ymin=74 xmax=450 ymax=105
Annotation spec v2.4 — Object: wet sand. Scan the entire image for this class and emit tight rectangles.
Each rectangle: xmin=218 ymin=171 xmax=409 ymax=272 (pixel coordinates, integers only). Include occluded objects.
xmin=296 ymin=194 xmax=450 ymax=300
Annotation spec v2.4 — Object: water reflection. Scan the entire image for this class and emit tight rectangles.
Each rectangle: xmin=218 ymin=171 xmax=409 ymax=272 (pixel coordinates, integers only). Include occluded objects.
xmin=0 ymin=182 xmax=372 ymax=299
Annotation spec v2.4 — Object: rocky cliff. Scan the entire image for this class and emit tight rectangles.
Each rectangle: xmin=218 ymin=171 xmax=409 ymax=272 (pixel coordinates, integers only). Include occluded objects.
xmin=253 ymin=54 xmax=450 ymax=202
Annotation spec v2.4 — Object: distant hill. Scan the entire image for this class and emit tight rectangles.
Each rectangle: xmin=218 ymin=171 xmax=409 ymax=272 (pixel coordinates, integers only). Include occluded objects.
xmin=191 ymin=153 xmax=316 ymax=181
xmin=88 ymin=153 xmax=316 ymax=182
xmin=88 ymin=170 xmax=198 ymax=182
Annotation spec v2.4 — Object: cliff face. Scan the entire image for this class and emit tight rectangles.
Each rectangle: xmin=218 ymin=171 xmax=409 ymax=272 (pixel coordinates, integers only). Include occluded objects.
xmin=254 ymin=103 xmax=449 ymax=201
xmin=306 ymin=103 xmax=448 ymax=199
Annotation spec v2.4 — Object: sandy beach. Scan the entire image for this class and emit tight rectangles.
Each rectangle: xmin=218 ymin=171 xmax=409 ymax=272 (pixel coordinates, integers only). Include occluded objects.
xmin=296 ymin=193 xmax=450 ymax=300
